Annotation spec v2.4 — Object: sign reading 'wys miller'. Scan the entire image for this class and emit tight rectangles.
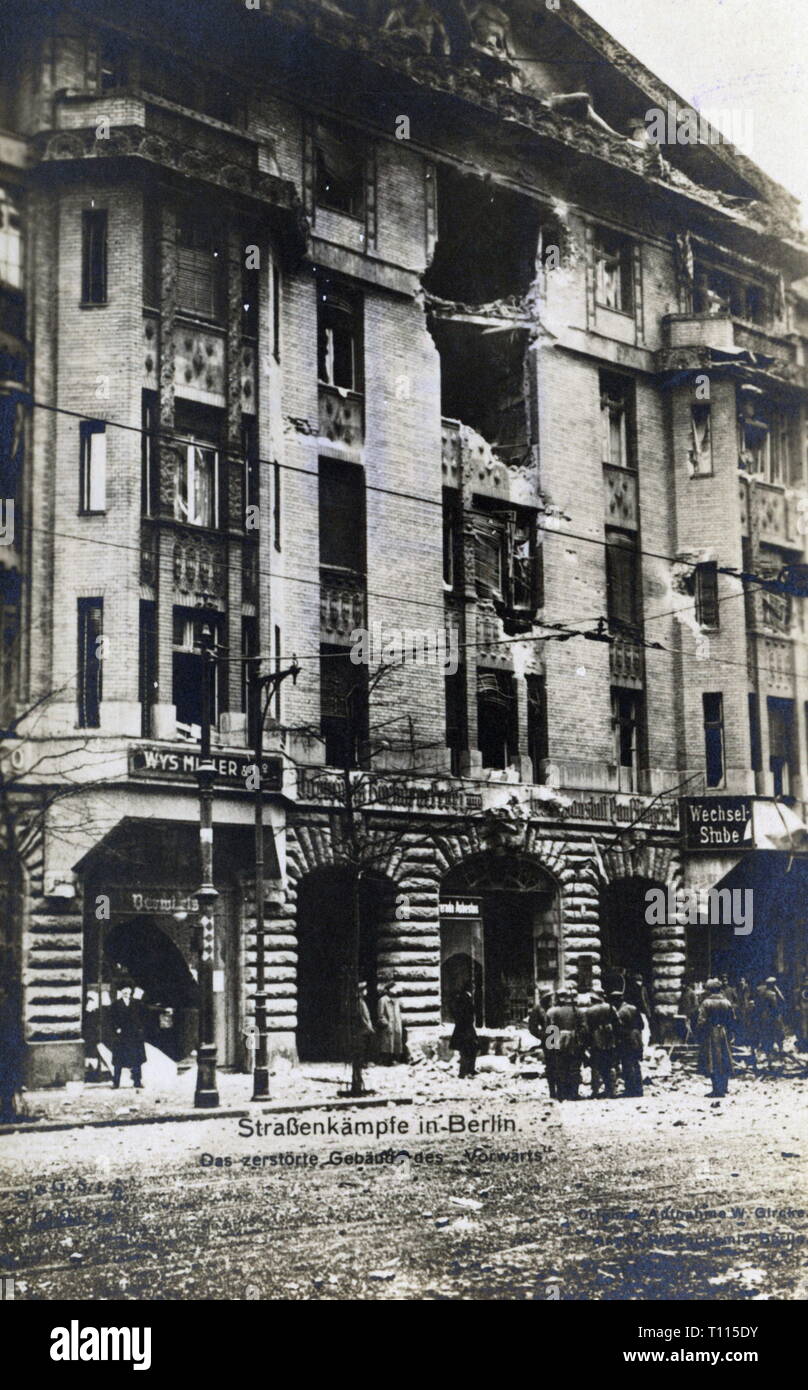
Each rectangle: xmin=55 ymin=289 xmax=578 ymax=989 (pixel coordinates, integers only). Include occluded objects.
xmin=129 ymin=746 xmax=283 ymax=790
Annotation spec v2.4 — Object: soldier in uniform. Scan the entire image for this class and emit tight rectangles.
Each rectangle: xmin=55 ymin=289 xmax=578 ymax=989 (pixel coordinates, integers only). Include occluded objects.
xmin=528 ymin=990 xmax=558 ymax=1099
xmin=545 ymin=987 xmax=581 ymax=1100
xmin=610 ymin=991 xmax=644 ymax=1097
xmin=696 ymin=977 xmax=735 ymax=1097
xmin=752 ymin=976 xmax=786 ymax=1066
xmin=450 ymin=985 xmax=478 ymax=1079
xmin=583 ymin=988 xmax=618 ymax=1098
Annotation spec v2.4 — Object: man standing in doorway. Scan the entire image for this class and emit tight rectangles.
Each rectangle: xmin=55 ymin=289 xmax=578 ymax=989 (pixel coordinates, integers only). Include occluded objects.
xmin=377 ymin=981 xmax=405 ymax=1065
xmin=450 ymin=984 xmax=478 ymax=1079
xmin=110 ymin=982 xmax=147 ymax=1090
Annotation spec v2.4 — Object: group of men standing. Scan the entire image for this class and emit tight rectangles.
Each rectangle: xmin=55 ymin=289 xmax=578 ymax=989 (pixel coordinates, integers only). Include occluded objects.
xmin=527 ymin=987 xmax=645 ymax=1101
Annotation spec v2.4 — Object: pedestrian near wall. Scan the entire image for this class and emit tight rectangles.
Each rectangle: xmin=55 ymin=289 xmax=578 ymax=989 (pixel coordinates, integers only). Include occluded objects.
xmin=610 ymin=992 xmax=644 ymax=1097
xmin=584 ymin=988 xmax=618 ymax=1098
xmin=545 ymin=987 xmax=581 ymax=1100
xmin=450 ymin=985 xmax=478 ymax=1079
xmin=528 ymin=990 xmax=558 ymax=1099
xmin=696 ymin=978 xmax=735 ymax=1098
xmin=110 ymin=983 xmax=147 ymax=1090
xmin=377 ymin=982 xmax=404 ymax=1064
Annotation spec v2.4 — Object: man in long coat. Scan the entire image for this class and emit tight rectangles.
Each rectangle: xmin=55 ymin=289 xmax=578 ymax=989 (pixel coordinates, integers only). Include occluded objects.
xmin=752 ymin=977 xmax=785 ymax=1065
xmin=110 ymin=984 xmax=147 ymax=1089
xmin=696 ymin=978 xmax=735 ymax=1097
xmin=583 ymin=988 xmax=618 ymax=1098
xmin=610 ymin=991 xmax=644 ymax=1097
xmin=528 ymin=990 xmax=558 ymax=1098
xmin=450 ymin=985 xmax=478 ymax=1078
xmin=545 ymin=988 xmax=581 ymax=1100
xmin=377 ymin=982 xmax=404 ymax=1064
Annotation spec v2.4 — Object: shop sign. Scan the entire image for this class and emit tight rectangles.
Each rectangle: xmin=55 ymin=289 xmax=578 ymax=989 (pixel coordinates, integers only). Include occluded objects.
xmin=110 ymin=889 xmax=199 ymax=915
xmin=129 ymin=745 xmax=283 ymax=790
xmin=439 ymin=896 xmax=482 ymax=919
xmin=681 ymin=796 xmax=753 ymax=851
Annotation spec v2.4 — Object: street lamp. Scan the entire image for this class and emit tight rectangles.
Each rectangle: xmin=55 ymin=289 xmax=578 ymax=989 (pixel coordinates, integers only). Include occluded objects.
xmin=249 ymin=654 xmax=299 ymax=1102
xmin=194 ymin=619 xmax=220 ymax=1109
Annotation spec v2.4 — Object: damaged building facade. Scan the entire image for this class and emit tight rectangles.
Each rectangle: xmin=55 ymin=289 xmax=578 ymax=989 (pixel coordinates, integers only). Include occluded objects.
xmin=2 ymin=0 xmax=808 ymax=1084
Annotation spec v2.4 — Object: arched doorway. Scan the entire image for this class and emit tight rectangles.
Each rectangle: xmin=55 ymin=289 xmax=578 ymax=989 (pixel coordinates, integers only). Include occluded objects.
xmin=101 ymin=917 xmax=200 ymax=1063
xmin=440 ymin=854 xmax=560 ymax=1028
xmin=296 ymin=867 xmax=395 ymax=1061
xmin=599 ymin=878 xmax=658 ymax=996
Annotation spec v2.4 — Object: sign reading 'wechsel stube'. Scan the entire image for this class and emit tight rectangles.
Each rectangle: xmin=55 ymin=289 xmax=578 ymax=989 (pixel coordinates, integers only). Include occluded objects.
xmin=681 ymin=797 xmax=753 ymax=851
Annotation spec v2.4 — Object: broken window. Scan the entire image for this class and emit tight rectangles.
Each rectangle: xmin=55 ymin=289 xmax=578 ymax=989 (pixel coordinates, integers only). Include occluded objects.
xmin=737 ymin=395 xmax=798 ymax=484
xmin=605 ymin=529 xmax=641 ymax=634
xmin=695 ymin=561 xmax=719 ymax=629
xmin=172 ymin=607 xmax=220 ymax=734
xmin=600 ymin=373 xmax=635 ymax=468
xmin=702 ymin=692 xmax=725 ymax=789
xmin=612 ymin=687 xmax=645 ymax=792
xmin=477 ymin=670 xmax=518 ymax=770
xmin=473 ymin=505 xmax=540 ymax=625
xmin=320 ymin=644 xmax=368 ymax=769
xmin=689 ymin=403 xmax=712 ymax=476
xmin=442 ymin=489 xmax=459 ymax=589
xmin=423 ymin=166 xmax=544 ymax=304
xmin=595 ymin=227 xmax=634 ymax=314
xmin=77 ymin=598 xmax=103 ymax=729
xmin=767 ymin=696 xmax=797 ymax=798
xmin=694 ymin=261 xmax=770 ymax=325
xmin=317 ymin=280 xmax=363 ymax=392
xmin=314 ymin=123 xmax=365 ymax=218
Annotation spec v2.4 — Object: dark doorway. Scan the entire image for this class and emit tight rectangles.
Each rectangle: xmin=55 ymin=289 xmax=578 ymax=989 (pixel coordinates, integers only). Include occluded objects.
xmin=599 ymin=879 xmax=656 ymax=995
xmin=296 ymin=868 xmax=392 ymax=1061
xmin=101 ymin=918 xmax=200 ymax=1063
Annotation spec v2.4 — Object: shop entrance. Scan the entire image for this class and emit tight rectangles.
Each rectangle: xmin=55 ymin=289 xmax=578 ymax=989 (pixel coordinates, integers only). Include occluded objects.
xmin=296 ymin=868 xmax=394 ymax=1061
xmin=598 ymin=878 xmax=657 ymax=995
xmin=103 ymin=917 xmax=200 ymax=1063
xmin=440 ymin=855 xmax=560 ymax=1029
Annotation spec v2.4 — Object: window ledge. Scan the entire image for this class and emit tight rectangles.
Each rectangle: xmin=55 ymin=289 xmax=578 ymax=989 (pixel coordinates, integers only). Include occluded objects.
xmin=79 ymin=301 xmax=109 ymax=310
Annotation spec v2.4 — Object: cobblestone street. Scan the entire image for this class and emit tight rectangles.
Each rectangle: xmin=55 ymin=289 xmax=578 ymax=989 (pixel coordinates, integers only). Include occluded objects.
xmin=2 ymin=1070 xmax=805 ymax=1301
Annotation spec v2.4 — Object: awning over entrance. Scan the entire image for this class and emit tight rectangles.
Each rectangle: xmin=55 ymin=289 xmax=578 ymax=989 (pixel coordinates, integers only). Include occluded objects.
xmin=700 ymin=851 xmax=808 ymax=986
xmin=745 ymin=801 xmax=808 ymax=853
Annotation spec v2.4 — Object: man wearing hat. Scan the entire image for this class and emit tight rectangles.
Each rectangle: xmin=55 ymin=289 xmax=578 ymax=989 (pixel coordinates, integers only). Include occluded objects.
xmin=610 ymin=992 xmax=644 ymax=1097
xmin=110 ymin=981 xmax=147 ymax=1090
xmin=450 ymin=984 xmax=478 ymax=1079
xmin=752 ymin=976 xmax=785 ymax=1066
xmin=696 ymin=978 xmax=735 ymax=1097
xmin=545 ymin=987 xmax=582 ymax=1100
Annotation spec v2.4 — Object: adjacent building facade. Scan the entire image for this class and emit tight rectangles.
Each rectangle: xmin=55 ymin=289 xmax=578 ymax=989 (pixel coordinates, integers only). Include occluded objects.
xmin=2 ymin=0 xmax=807 ymax=1085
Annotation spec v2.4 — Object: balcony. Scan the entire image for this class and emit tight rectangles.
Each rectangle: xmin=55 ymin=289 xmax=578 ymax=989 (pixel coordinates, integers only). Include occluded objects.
xmin=609 ymin=636 xmax=645 ymax=686
xmin=660 ymin=314 xmax=802 ymax=383
xmin=318 ymin=385 xmax=364 ymax=448
xmin=320 ymin=567 xmax=366 ymax=644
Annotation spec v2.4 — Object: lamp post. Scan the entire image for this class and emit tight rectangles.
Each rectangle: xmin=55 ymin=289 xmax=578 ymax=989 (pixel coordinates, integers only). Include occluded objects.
xmin=249 ymin=655 xmax=299 ymax=1102
xmin=194 ymin=619 xmax=220 ymax=1109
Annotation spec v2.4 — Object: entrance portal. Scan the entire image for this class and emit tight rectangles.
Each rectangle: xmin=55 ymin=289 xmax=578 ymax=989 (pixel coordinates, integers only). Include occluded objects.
xmin=598 ymin=879 xmax=657 ymax=996
xmin=440 ymin=855 xmax=560 ymax=1028
xmin=87 ymin=917 xmax=200 ymax=1065
xmin=296 ymin=868 xmax=394 ymax=1061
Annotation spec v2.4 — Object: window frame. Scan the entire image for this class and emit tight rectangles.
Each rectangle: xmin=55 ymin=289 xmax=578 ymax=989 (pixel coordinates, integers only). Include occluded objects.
xmin=81 ymin=208 xmax=108 ymax=306
xmin=702 ymin=691 xmax=725 ymax=789
xmin=694 ymin=560 xmax=720 ymax=630
xmin=594 ymin=227 xmax=634 ymax=315
xmin=317 ymin=281 xmax=364 ymax=393
xmin=172 ymin=439 xmax=220 ymax=530
xmin=77 ymin=597 xmax=104 ymax=729
xmin=79 ymin=420 xmax=107 ymax=515
xmin=314 ymin=125 xmax=366 ymax=220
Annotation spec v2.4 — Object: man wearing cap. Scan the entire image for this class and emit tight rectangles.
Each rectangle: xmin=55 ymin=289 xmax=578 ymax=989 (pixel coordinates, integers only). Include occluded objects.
xmin=583 ymin=988 xmax=618 ymax=1099
xmin=545 ymin=987 xmax=582 ymax=1100
xmin=610 ymin=992 xmax=644 ymax=1097
xmin=528 ymin=990 xmax=558 ymax=1098
xmin=696 ymin=978 xmax=735 ymax=1097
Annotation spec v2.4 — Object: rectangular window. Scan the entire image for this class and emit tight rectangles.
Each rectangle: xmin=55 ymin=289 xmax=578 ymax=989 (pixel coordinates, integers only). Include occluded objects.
xmin=315 ymin=124 xmax=365 ymax=218
xmin=172 ymin=607 xmax=220 ymax=734
xmin=703 ymin=692 xmax=725 ymax=788
xmin=600 ymin=372 xmax=635 ymax=468
xmin=526 ymin=674 xmax=548 ymax=784
xmin=474 ymin=514 xmax=505 ymax=600
xmin=317 ymin=280 xmax=363 ymax=392
xmin=272 ymin=262 xmax=281 ymax=362
xmin=477 ymin=670 xmax=517 ymax=770
xmin=767 ymin=696 xmax=797 ymax=798
xmin=139 ymin=600 xmax=157 ymax=737
xmin=595 ymin=228 xmax=633 ymax=314
xmin=612 ymin=687 xmax=645 ymax=792
xmin=79 ymin=420 xmax=106 ymax=513
xmin=173 ymin=443 xmax=218 ymax=528
xmin=98 ymin=33 xmax=128 ymax=92
xmin=509 ymin=513 xmax=541 ymax=613
xmin=242 ymin=614 xmax=258 ymax=744
xmin=81 ymin=209 xmax=107 ymax=304
xmin=273 ymin=624 xmax=282 ymax=722
xmin=78 ymin=598 xmax=103 ymax=728
xmin=0 ymin=587 xmax=20 ymax=733
xmin=242 ymin=417 xmax=259 ymax=521
xmin=320 ymin=644 xmax=368 ymax=769
xmin=242 ymin=257 xmax=259 ymax=339
xmin=442 ymin=490 xmax=458 ymax=589
xmin=689 ymin=402 xmax=712 ymax=476
xmin=445 ymin=666 xmax=466 ymax=777
xmin=749 ymin=692 xmax=762 ymax=774
xmin=606 ymin=530 xmax=641 ymax=633
xmin=318 ymin=458 xmax=366 ymax=575
xmin=695 ymin=561 xmax=719 ymax=629
xmin=141 ymin=390 xmax=158 ymax=516
xmin=177 ymin=211 xmax=224 ymax=321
